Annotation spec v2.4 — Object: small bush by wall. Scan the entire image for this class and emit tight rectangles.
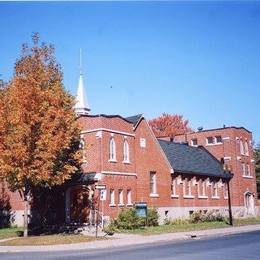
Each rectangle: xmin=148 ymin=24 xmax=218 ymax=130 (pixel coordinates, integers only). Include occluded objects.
xmin=108 ymin=208 xmax=159 ymax=230
xmin=190 ymin=210 xmax=225 ymax=223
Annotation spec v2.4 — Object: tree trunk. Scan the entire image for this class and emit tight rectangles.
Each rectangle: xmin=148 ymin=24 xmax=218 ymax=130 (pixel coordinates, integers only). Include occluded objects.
xmin=23 ymin=191 xmax=29 ymax=237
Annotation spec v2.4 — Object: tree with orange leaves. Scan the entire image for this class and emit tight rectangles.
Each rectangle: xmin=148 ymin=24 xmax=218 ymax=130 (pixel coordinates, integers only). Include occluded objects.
xmin=0 ymin=34 xmax=81 ymax=236
xmin=149 ymin=113 xmax=192 ymax=138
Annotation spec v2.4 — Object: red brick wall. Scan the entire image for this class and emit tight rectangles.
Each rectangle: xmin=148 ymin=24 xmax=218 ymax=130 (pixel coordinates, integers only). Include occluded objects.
xmin=0 ymin=182 xmax=24 ymax=211
xmin=134 ymin=119 xmax=173 ymax=207
xmin=174 ymin=128 xmax=258 ymax=207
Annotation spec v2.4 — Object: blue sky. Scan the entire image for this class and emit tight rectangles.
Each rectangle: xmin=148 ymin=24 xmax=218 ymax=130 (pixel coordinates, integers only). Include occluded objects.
xmin=1 ymin=1 xmax=260 ymax=142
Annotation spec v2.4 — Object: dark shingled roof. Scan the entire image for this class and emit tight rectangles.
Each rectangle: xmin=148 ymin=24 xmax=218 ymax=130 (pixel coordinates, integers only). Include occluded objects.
xmin=125 ymin=114 xmax=143 ymax=127
xmin=159 ymin=140 xmax=232 ymax=179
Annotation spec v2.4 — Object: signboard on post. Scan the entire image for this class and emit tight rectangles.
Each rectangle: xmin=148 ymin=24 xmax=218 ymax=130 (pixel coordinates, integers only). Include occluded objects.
xmin=135 ymin=202 xmax=147 ymax=218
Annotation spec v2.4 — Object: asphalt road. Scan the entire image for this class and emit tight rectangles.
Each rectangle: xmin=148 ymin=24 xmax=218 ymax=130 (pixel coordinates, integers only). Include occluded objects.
xmin=1 ymin=230 xmax=260 ymax=260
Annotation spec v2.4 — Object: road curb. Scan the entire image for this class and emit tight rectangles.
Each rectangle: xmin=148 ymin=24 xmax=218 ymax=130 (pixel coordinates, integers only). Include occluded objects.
xmin=1 ymin=224 xmax=260 ymax=253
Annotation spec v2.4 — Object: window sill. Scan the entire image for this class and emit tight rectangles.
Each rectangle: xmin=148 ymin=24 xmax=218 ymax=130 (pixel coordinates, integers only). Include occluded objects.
xmin=224 ymin=196 xmax=228 ymax=199
xmin=212 ymin=196 xmax=220 ymax=199
xmin=123 ymin=160 xmax=130 ymax=164
xmin=150 ymin=193 xmax=159 ymax=198
xmin=183 ymin=195 xmax=195 ymax=199
xmin=108 ymin=159 xmax=117 ymax=163
xmin=118 ymin=204 xmax=125 ymax=207
xmin=206 ymin=143 xmax=223 ymax=146
xmin=242 ymin=175 xmax=253 ymax=179
xmin=198 ymin=196 xmax=208 ymax=199
xmin=126 ymin=203 xmax=133 ymax=207
xmin=171 ymin=194 xmax=179 ymax=198
xmin=109 ymin=204 xmax=116 ymax=207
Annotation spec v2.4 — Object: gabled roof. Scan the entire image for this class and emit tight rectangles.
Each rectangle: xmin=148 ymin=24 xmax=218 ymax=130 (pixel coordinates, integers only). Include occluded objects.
xmin=125 ymin=114 xmax=143 ymax=128
xmin=158 ymin=140 xmax=232 ymax=179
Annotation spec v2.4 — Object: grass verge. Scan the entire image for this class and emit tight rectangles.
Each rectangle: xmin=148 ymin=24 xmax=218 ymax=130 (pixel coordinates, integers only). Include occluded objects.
xmin=116 ymin=217 xmax=260 ymax=235
xmin=0 ymin=227 xmax=22 ymax=240
xmin=0 ymin=234 xmax=105 ymax=246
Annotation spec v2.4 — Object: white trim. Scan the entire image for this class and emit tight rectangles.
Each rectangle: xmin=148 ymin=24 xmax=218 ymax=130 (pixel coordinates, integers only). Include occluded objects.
xmin=212 ymin=196 xmax=220 ymax=199
xmin=109 ymin=204 xmax=116 ymax=207
xmin=198 ymin=195 xmax=208 ymax=199
xmin=101 ymin=171 xmax=137 ymax=177
xmin=81 ymin=128 xmax=135 ymax=137
xmin=118 ymin=204 xmax=125 ymax=207
xmin=150 ymin=193 xmax=159 ymax=198
xmin=183 ymin=195 xmax=195 ymax=199
xmin=251 ymin=159 xmax=255 ymax=163
xmin=224 ymin=156 xmax=231 ymax=160
xmin=133 ymin=115 xmax=144 ymax=130
xmin=171 ymin=194 xmax=179 ymax=198
xmin=222 ymin=137 xmax=230 ymax=140
xmin=206 ymin=143 xmax=223 ymax=146
xmin=108 ymin=159 xmax=117 ymax=163
xmin=126 ymin=203 xmax=133 ymax=207
xmin=242 ymin=176 xmax=253 ymax=179
xmin=123 ymin=160 xmax=131 ymax=164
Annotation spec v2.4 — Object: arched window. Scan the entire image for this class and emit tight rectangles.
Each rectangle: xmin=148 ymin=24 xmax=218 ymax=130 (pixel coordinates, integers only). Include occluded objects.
xmin=123 ymin=140 xmax=130 ymax=162
xmin=244 ymin=141 xmax=249 ymax=156
xmin=109 ymin=138 xmax=116 ymax=161
xmin=240 ymin=140 xmax=244 ymax=155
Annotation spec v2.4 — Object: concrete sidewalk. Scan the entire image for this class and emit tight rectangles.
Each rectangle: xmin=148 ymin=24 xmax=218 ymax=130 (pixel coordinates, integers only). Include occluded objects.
xmin=1 ymin=224 xmax=260 ymax=253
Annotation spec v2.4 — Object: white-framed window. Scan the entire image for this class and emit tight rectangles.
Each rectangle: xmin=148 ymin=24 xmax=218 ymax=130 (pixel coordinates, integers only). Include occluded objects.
xmin=183 ymin=178 xmax=193 ymax=197
xmin=244 ymin=141 xmax=249 ymax=156
xmin=241 ymin=163 xmax=246 ymax=176
xmin=79 ymin=135 xmax=85 ymax=150
xmin=191 ymin=138 xmax=198 ymax=146
xmin=109 ymin=189 xmax=115 ymax=206
xmin=245 ymin=164 xmax=251 ymax=176
xmin=127 ymin=189 xmax=132 ymax=205
xmin=212 ymin=181 xmax=218 ymax=198
xmin=215 ymin=135 xmax=222 ymax=143
xmin=171 ymin=176 xmax=178 ymax=197
xmin=150 ymin=172 xmax=157 ymax=195
xmin=109 ymin=138 xmax=116 ymax=161
xmin=140 ymin=138 xmax=146 ymax=148
xmin=224 ymin=182 xmax=228 ymax=199
xmin=206 ymin=137 xmax=214 ymax=145
xmin=123 ymin=140 xmax=130 ymax=163
xmin=198 ymin=179 xmax=207 ymax=197
xmin=118 ymin=189 xmax=124 ymax=205
xmin=240 ymin=140 xmax=244 ymax=155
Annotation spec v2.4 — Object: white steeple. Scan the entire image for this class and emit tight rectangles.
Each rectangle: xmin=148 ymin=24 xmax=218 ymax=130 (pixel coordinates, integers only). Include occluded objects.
xmin=75 ymin=49 xmax=90 ymax=116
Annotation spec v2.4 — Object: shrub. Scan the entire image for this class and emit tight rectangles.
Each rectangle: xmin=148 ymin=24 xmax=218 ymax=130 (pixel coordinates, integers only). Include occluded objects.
xmin=170 ymin=218 xmax=189 ymax=225
xmin=112 ymin=208 xmax=144 ymax=230
xmin=190 ymin=210 xmax=225 ymax=223
xmin=109 ymin=208 xmax=159 ymax=230
xmin=147 ymin=208 xmax=159 ymax=227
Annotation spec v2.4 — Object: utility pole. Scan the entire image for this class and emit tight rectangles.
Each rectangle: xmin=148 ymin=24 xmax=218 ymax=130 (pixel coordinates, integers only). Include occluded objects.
xmin=227 ymin=177 xmax=233 ymax=226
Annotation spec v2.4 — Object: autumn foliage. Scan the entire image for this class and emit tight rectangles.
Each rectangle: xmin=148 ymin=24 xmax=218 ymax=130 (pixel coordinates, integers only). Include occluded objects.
xmin=149 ymin=113 xmax=192 ymax=138
xmin=0 ymin=34 xmax=81 ymax=234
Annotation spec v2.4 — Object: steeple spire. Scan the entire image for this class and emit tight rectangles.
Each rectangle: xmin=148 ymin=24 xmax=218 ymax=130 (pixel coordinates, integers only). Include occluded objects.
xmin=75 ymin=49 xmax=90 ymax=116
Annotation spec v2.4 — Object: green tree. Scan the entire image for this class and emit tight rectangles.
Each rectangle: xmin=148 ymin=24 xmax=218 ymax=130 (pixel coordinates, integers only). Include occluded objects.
xmin=0 ymin=34 xmax=81 ymax=236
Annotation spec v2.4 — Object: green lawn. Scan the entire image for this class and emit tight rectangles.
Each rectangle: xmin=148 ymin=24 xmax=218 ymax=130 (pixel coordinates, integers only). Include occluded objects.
xmin=117 ymin=217 xmax=260 ymax=235
xmin=0 ymin=227 xmax=22 ymax=240
xmin=0 ymin=234 xmax=104 ymax=246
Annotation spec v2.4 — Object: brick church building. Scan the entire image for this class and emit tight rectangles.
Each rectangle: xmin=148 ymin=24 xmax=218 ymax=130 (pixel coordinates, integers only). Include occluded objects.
xmin=0 ymin=65 xmax=259 ymax=226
